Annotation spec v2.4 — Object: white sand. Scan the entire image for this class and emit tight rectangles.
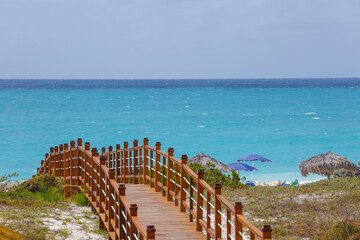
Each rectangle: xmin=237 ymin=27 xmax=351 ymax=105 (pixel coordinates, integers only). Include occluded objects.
xmin=42 ymin=204 xmax=106 ymax=240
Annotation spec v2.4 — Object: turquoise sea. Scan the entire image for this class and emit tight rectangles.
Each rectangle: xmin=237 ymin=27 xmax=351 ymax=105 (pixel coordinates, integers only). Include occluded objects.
xmin=1 ymin=79 xmax=360 ymax=182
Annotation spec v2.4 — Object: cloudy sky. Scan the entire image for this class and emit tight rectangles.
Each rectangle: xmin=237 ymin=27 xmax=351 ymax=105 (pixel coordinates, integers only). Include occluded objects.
xmin=0 ymin=0 xmax=359 ymax=79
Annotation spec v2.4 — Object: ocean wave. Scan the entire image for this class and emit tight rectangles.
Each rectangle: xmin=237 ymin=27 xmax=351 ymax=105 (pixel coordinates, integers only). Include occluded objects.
xmin=312 ymin=117 xmax=320 ymax=120
xmin=305 ymin=112 xmax=316 ymax=115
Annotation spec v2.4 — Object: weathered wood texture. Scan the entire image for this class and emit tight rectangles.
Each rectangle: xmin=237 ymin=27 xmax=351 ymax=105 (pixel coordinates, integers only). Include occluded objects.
xmin=125 ymin=184 xmax=205 ymax=240
xmin=37 ymin=138 xmax=272 ymax=240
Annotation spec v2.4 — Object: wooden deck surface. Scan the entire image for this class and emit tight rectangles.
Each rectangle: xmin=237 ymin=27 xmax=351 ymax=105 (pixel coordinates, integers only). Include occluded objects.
xmin=125 ymin=184 xmax=206 ymax=240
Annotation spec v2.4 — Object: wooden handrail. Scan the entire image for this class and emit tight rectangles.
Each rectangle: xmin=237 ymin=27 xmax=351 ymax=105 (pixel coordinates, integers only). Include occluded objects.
xmin=37 ymin=138 xmax=271 ymax=240
xmin=37 ymin=140 xmax=156 ymax=240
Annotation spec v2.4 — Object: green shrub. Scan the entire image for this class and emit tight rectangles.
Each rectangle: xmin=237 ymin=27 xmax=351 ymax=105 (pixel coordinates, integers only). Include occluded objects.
xmin=318 ymin=222 xmax=360 ymax=240
xmin=72 ymin=192 xmax=88 ymax=206
xmin=0 ymin=175 xmax=64 ymax=202
xmin=189 ymin=163 xmax=246 ymax=188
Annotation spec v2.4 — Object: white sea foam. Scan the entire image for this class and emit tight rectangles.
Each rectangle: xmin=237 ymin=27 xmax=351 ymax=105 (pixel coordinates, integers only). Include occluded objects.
xmin=117 ymin=131 xmax=122 ymax=134
xmin=198 ymin=125 xmax=205 ymax=128
xmin=185 ymin=106 xmax=190 ymax=108
xmin=305 ymin=112 xmax=316 ymax=115
xmin=312 ymin=117 xmax=320 ymax=120
xmin=90 ymin=121 xmax=96 ymax=124
xmin=202 ymin=113 xmax=207 ymax=115
xmin=126 ymin=105 xmax=130 ymax=108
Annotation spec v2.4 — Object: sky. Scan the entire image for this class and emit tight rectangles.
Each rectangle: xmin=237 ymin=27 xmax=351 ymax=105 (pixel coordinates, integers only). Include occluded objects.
xmin=0 ymin=0 xmax=360 ymax=79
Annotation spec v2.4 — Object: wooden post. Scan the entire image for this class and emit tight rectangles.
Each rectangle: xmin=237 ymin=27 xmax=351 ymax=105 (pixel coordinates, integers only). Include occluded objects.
xmin=196 ymin=169 xmax=204 ymax=231
xmin=155 ymin=142 xmax=161 ymax=192
xmin=234 ymin=202 xmax=243 ymax=240
xmin=96 ymin=155 xmax=101 ymax=209
xmin=98 ymin=156 xmax=106 ymax=230
xmin=139 ymin=148 xmax=143 ymax=184
xmin=189 ymin=176 xmax=194 ymax=222
xmin=70 ymin=141 xmax=76 ymax=185
xmin=40 ymin=160 xmax=44 ymax=174
xmin=119 ymin=184 xmax=126 ymax=239
xmin=263 ymin=224 xmax=272 ymax=240
xmin=76 ymin=138 xmax=82 ymax=186
xmin=77 ymin=138 xmax=82 ymax=147
xmin=167 ymin=148 xmax=174 ymax=201
xmin=89 ymin=147 xmax=97 ymax=202
xmin=133 ymin=140 xmax=138 ymax=184
xmin=226 ymin=208 xmax=231 ymax=240
xmin=130 ymin=204 xmax=138 ymax=240
xmin=129 ymin=150 xmax=133 ymax=184
xmin=143 ymin=138 xmax=149 ymax=184
xmin=180 ymin=155 xmax=187 ymax=212
xmin=63 ymin=143 xmax=69 ymax=186
xmin=99 ymin=155 xmax=106 ymax=209
xmin=124 ymin=142 xmax=128 ymax=183
xmin=146 ymin=225 xmax=156 ymax=240
xmin=102 ymin=147 xmax=106 ymax=155
xmin=91 ymin=148 xmax=98 ymax=204
xmin=108 ymin=146 xmax=113 ymax=169
xmin=108 ymin=169 xmax=115 ymax=232
xmin=59 ymin=144 xmax=64 ymax=179
xmin=50 ymin=147 xmax=54 ymax=175
xmin=54 ymin=146 xmax=59 ymax=177
xmin=116 ymin=144 xmax=121 ymax=183
xmin=206 ymin=191 xmax=211 ymax=240
xmin=214 ymin=183 xmax=222 ymax=239
xmin=84 ymin=142 xmax=90 ymax=187
xmin=162 ymin=155 xmax=166 ymax=197
xmin=150 ymin=151 xmax=154 ymax=188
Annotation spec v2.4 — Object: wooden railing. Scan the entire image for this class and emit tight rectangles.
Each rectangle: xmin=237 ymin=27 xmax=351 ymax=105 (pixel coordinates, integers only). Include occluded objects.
xmin=37 ymin=138 xmax=272 ymax=240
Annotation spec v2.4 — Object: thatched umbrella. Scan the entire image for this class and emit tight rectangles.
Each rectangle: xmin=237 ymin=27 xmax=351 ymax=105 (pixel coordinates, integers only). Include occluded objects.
xmin=188 ymin=152 xmax=232 ymax=173
xmin=299 ymin=151 xmax=359 ymax=178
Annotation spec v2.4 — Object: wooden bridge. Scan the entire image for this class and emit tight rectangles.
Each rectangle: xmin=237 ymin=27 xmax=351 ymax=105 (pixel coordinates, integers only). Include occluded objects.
xmin=37 ymin=138 xmax=272 ymax=240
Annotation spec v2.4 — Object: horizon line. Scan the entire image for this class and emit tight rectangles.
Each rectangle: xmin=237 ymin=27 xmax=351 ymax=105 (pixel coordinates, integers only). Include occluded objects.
xmin=1 ymin=77 xmax=360 ymax=81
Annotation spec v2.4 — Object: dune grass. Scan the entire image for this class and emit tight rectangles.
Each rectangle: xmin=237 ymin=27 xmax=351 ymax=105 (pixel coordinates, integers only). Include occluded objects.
xmin=72 ymin=192 xmax=89 ymax=207
xmin=222 ymin=177 xmax=360 ymax=240
xmin=0 ymin=174 xmax=104 ymax=240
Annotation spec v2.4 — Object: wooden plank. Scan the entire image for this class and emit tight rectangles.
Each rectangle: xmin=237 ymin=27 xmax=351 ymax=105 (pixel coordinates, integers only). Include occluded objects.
xmin=125 ymin=184 xmax=206 ymax=240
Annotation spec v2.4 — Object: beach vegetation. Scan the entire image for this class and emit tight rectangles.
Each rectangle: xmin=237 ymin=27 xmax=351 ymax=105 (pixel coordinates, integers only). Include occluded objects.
xmin=188 ymin=162 xmax=246 ymax=188
xmin=0 ymin=175 xmax=64 ymax=202
xmin=72 ymin=192 xmax=89 ymax=206
xmin=317 ymin=221 xmax=360 ymax=240
xmin=223 ymin=176 xmax=360 ymax=240
xmin=0 ymin=173 xmax=104 ymax=239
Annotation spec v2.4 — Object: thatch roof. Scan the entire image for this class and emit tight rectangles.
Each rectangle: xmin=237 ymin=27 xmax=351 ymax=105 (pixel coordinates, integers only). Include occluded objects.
xmin=188 ymin=152 xmax=232 ymax=173
xmin=299 ymin=151 xmax=359 ymax=178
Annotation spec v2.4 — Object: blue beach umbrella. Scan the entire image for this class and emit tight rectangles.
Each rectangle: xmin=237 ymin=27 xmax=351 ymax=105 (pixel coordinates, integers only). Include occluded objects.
xmin=237 ymin=154 xmax=272 ymax=180
xmin=237 ymin=154 xmax=272 ymax=162
xmin=227 ymin=162 xmax=258 ymax=171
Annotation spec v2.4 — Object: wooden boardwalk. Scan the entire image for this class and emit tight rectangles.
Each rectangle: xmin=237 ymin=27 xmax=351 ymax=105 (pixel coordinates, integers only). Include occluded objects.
xmin=125 ymin=184 xmax=205 ymax=240
xmin=37 ymin=138 xmax=272 ymax=240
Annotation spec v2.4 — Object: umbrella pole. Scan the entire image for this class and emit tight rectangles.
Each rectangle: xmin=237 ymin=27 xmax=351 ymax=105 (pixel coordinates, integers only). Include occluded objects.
xmin=251 ymin=161 xmax=254 ymax=181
